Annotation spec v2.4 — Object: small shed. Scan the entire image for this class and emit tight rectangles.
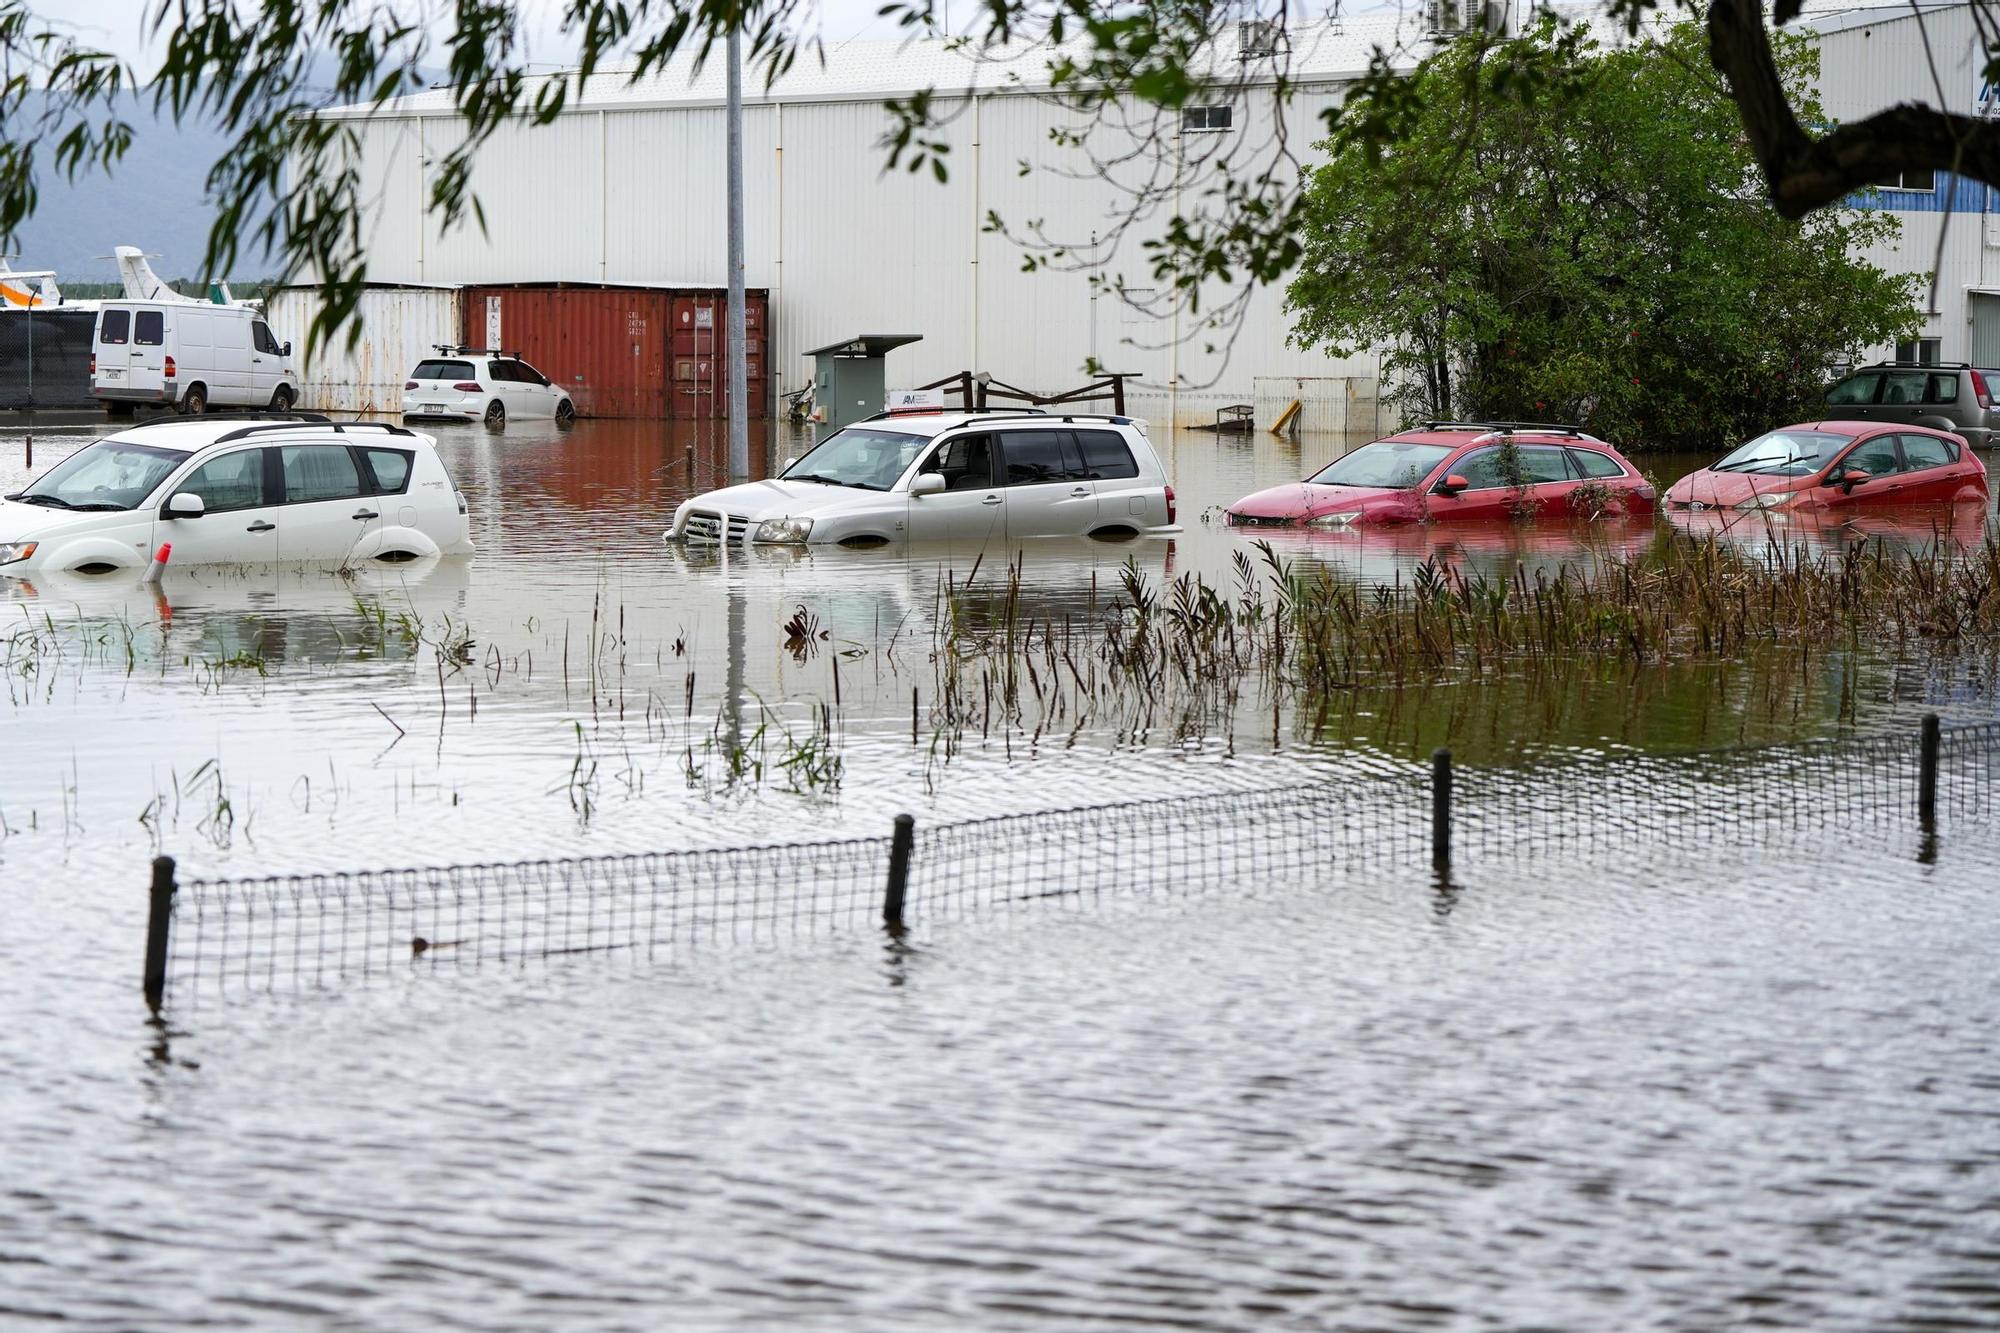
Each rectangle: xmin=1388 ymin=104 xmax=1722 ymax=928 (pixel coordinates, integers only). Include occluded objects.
xmin=807 ymin=334 xmax=922 ymax=430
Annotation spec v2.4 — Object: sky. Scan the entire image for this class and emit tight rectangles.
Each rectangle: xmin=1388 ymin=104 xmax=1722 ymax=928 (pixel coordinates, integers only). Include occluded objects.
xmin=47 ymin=0 xmax=956 ymax=77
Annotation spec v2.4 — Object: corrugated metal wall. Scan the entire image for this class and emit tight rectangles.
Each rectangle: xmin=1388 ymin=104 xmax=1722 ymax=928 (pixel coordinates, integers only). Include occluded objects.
xmin=462 ymin=285 xmax=769 ymax=418
xmin=330 ymin=80 xmax=1372 ymax=426
xmin=1815 ymin=6 xmax=1996 ymax=365
xmin=267 ymin=285 xmax=463 ymax=414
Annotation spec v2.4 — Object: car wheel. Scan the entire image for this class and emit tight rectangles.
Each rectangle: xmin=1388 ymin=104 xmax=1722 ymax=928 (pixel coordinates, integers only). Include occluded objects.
xmin=484 ymin=399 xmax=506 ymax=429
xmin=180 ymin=383 xmax=208 ymax=415
xmin=555 ymin=398 xmax=575 ymax=426
xmin=271 ymin=385 xmax=295 ymax=412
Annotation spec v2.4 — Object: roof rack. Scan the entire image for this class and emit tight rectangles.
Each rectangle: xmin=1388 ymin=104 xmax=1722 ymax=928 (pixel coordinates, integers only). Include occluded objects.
xmin=861 ymin=406 xmax=1050 ymax=423
xmin=1863 ymin=359 xmax=1969 ymax=369
xmin=213 ymin=419 xmax=417 ymax=444
xmin=1420 ymin=419 xmax=1592 ymax=436
xmin=123 ymin=410 xmax=334 ymax=431
xmin=433 ymin=344 xmax=521 ymax=358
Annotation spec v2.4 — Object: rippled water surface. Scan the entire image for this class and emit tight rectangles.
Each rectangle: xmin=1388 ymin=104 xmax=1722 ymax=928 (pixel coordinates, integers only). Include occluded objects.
xmin=3 ymin=414 xmax=1998 ymax=1328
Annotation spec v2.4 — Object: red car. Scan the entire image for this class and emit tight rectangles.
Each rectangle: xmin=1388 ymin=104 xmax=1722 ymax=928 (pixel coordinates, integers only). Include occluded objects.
xmin=1226 ymin=423 xmax=1657 ymax=528
xmin=1664 ymin=421 xmax=1988 ymax=513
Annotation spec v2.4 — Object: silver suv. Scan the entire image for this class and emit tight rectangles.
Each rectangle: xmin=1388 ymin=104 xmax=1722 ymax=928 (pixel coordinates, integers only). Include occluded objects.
xmin=1821 ymin=362 xmax=2000 ymax=449
xmin=667 ymin=409 xmax=1178 ymax=545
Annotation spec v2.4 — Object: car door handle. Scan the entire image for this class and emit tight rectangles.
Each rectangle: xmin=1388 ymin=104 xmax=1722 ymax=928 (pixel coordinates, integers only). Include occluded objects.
xmin=1069 ymin=487 xmax=1091 ymax=498
xmin=352 ymin=509 xmax=380 ymax=521
xmin=246 ymin=521 xmax=276 ymax=532
xmin=981 ymin=495 xmax=1002 ymax=506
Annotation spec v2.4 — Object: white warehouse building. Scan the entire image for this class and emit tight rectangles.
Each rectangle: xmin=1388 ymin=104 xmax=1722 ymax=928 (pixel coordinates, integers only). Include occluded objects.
xmin=1811 ymin=2 xmax=2000 ymax=367
xmin=315 ymin=2 xmax=1989 ymax=423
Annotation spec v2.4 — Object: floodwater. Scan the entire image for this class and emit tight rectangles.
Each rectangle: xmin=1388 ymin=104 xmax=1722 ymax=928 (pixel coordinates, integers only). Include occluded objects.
xmin=3 ymin=414 xmax=1999 ymax=1329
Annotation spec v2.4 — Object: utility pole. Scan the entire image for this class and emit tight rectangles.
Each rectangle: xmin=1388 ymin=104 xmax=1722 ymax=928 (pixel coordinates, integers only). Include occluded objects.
xmin=726 ymin=25 xmax=749 ymax=482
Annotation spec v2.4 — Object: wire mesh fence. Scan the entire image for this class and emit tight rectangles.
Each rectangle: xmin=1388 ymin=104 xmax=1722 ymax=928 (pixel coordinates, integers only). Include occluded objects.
xmin=150 ymin=717 xmax=2000 ymax=1005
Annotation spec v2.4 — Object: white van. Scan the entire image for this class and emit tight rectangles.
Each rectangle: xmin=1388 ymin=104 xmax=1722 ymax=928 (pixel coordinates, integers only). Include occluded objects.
xmin=92 ymin=302 xmax=300 ymax=417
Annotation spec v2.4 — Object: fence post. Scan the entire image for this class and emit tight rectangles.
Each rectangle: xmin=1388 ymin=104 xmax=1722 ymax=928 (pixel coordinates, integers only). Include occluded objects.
xmin=1431 ymin=748 xmax=1453 ymax=874
xmin=1919 ymin=713 xmax=1940 ymax=830
xmin=144 ymin=855 xmax=176 ymax=1011
xmin=884 ymin=813 xmax=915 ymax=928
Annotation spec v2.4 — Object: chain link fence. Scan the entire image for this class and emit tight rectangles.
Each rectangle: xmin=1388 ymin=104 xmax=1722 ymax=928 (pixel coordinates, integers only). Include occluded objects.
xmin=145 ymin=717 xmax=2000 ymax=1006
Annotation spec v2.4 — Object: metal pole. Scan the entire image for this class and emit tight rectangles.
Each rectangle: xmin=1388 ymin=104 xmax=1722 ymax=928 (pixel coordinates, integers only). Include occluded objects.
xmin=144 ymin=855 xmax=176 ymax=1011
xmin=725 ymin=25 xmax=750 ymax=482
xmin=1431 ymin=748 xmax=1453 ymax=873
xmin=1919 ymin=712 xmax=1940 ymax=829
xmin=884 ymin=813 xmax=914 ymax=926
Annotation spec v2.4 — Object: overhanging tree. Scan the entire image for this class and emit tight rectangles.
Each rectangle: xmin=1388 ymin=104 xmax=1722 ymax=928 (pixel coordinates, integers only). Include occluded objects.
xmin=1283 ymin=20 xmax=1919 ymax=450
xmin=0 ymin=0 xmax=1979 ymax=354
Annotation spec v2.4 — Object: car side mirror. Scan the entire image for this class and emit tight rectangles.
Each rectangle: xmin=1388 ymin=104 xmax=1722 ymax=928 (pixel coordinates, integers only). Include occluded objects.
xmin=1843 ymin=469 xmax=1870 ymax=484
xmin=781 ymin=456 xmax=798 ymax=470
xmin=282 ymin=341 xmax=292 ymax=357
xmin=910 ymin=472 xmax=946 ymax=497
xmin=1435 ymin=474 xmax=1470 ymax=496
xmin=165 ymin=492 xmax=205 ymax=519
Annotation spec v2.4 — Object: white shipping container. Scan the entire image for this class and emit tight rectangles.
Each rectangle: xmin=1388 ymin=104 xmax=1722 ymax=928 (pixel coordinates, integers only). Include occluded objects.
xmin=265 ymin=285 xmax=463 ymax=414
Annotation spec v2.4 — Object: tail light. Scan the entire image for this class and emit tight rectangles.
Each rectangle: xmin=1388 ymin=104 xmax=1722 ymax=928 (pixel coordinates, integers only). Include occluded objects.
xmin=456 ymin=490 xmax=468 ymax=515
xmin=452 ymin=381 xmax=481 ymax=392
xmin=1165 ymin=485 xmax=1176 ymax=525
xmin=163 ymin=356 xmax=176 ymax=379
xmin=405 ymin=380 xmax=419 ymax=391
xmin=1973 ymin=370 xmax=1992 ymax=409
xmin=88 ymin=354 xmax=95 ymax=375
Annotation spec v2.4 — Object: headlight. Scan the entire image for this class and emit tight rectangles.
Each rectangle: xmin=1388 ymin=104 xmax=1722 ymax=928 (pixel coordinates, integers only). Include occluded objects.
xmin=753 ymin=516 xmax=813 ymax=544
xmin=0 ymin=541 xmax=37 ymax=565
xmin=1308 ymin=510 xmax=1363 ymax=528
xmin=1734 ymin=493 xmax=1791 ymax=511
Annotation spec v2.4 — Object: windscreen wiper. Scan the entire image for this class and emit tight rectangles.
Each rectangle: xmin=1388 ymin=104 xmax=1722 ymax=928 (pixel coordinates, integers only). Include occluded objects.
xmin=785 ymin=473 xmax=845 ymax=486
xmin=13 ymin=494 xmax=75 ymax=508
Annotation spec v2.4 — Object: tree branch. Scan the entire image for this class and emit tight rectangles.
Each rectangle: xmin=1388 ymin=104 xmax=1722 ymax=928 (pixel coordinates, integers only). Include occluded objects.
xmin=1709 ymin=0 xmax=1999 ymax=217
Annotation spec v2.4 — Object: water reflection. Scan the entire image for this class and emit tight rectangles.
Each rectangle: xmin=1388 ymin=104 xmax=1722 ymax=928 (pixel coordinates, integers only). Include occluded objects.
xmin=1232 ymin=514 xmax=1660 ymax=584
xmin=1665 ymin=504 xmax=1990 ymax=560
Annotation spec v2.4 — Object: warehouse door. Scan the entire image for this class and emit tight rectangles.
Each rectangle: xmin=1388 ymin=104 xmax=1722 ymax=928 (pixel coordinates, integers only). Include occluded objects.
xmin=671 ymin=297 xmax=719 ymax=419
xmin=1971 ymin=293 xmax=2000 ymax=368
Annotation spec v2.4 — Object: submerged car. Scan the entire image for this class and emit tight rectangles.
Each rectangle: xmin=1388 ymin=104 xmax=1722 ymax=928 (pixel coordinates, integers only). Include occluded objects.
xmin=1663 ymin=421 xmax=1987 ymax=513
xmin=1225 ymin=423 xmax=1656 ymax=527
xmin=403 ymin=346 xmax=575 ymax=428
xmin=0 ymin=416 xmax=473 ymax=575
xmin=666 ymin=410 xmax=1177 ymax=546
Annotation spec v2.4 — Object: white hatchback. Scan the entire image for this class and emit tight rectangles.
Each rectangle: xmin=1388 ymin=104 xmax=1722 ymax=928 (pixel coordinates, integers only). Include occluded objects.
xmin=0 ymin=417 xmax=473 ymax=576
xmin=666 ymin=411 xmax=1178 ymax=546
xmin=402 ymin=348 xmax=575 ymax=428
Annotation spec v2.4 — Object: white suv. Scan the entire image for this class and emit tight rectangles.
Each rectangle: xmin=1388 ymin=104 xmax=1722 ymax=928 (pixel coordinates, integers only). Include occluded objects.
xmin=667 ymin=411 xmax=1178 ymax=546
xmin=0 ymin=415 xmax=473 ymax=575
xmin=403 ymin=347 xmax=575 ymax=428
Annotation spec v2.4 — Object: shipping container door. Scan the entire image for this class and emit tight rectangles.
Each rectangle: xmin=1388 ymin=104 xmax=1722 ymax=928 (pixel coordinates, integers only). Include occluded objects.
xmin=671 ymin=296 xmax=719 ymax=419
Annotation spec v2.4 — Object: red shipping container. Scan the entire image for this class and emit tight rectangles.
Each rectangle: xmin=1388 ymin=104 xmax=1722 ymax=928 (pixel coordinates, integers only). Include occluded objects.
xmin=463 ymin=284 xmax=770 ymax=420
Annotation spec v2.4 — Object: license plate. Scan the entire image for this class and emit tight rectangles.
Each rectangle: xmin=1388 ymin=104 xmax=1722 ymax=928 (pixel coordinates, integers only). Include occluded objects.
xmin=421 ymin=403 xmax=444 ymax=414
xmin=103 ymin=369 xmax=123 ymax=379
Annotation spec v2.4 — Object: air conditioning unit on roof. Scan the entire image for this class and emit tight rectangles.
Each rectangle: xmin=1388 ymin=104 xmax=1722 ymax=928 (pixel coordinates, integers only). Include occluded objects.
xmin=1238 ymin=19 xmax=1282 ymax=59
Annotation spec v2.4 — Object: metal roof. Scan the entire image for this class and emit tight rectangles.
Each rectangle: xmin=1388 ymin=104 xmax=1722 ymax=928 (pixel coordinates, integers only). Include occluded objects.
xmin=805 ymin=334 xmax=924 ymax=358
xmin=313 ymin=1 xmax=1853 ymax=123
xmin=324 ymin=13 xmax=1452 ymax=118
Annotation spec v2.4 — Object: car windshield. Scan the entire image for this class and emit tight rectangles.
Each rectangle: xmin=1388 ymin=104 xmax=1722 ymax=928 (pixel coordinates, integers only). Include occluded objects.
xmin=1710 ymin=429 xmax=1853 ymax=476
xmin=780 ymin=427 xmax=929 ymax=491
xmin=6 ymin=439 xmax=190 ymax=511
xmin=1306 ymin=441 xmax=1453 ymax=489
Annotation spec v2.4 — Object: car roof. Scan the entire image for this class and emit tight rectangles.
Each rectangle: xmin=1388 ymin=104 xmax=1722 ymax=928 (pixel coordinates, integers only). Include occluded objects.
xmin=1801 ymin=419 xmax=1961 ymax=438
xmin=1385 ymin=427 xmax=1621 ymax=451
xmin=104 ymin=416 xmax=432 ymax=451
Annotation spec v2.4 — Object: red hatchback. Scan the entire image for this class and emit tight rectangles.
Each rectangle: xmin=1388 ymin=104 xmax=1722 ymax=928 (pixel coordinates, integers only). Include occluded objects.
xmin=1664 ymin=421 xmax=1988 ymax=513
xmin=1226 ymin=423 xmax=1657 ymax=528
